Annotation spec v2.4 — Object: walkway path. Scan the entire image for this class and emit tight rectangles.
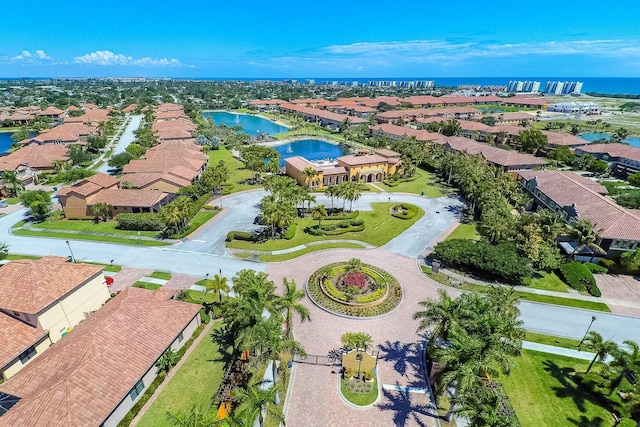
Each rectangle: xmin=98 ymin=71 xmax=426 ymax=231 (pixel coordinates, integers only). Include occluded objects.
xmin=522 ymin=341 xmax=595 ymax=361
xmin=95 ymin=114 xmax=142 ymax=173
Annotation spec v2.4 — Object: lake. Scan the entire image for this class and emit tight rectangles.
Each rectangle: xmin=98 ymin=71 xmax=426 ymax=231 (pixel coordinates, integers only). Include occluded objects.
xmin=579 ymin=132 xmax=640 ymax=148
xmin=0 ymin=131 xmax=14 ymax=153
xmin=202 ymin=111 xmax=288 ymax=136
xmin=274 ymin=139 xmax=349 ymax=166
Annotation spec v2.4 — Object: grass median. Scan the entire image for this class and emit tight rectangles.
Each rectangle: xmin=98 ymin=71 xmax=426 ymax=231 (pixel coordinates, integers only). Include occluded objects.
xmin=256 ymin=242 xmax=366 ymax=262
xmin=12 ymin=228 xmax=170 ymax=246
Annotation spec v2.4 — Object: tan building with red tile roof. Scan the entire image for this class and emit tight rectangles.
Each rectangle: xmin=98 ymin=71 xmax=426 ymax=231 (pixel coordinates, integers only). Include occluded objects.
xmin=518 ymin=170 xmax=640 ymax=255
xmin=541 ymin=131 xmax=589 ymax=148
xmin=0 ymin=313 xmax=50 ymax=380
xmin=370 ymin=123 xmax=441 ymax=142
xmin=37 ymin=106 xmax=65 ymax=120
xmin=0 ymin=287 xmax=201 ymax=427
xmin=278 ymin=103 xmax=367 ymax=130
xmin=0 ymin=256 xmax=110 ymax=379
xmin=0 ymin=144 xmax=69 ymax=181
xmin=574 ymin=143 xmax=640 ymax=176
xmin=22 ymin=123 xmax=92 ymax=146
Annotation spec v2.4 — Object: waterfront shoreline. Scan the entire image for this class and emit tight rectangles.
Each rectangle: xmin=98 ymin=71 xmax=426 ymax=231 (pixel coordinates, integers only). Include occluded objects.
xmin=202 ymin=109 xmax=290 ymax=129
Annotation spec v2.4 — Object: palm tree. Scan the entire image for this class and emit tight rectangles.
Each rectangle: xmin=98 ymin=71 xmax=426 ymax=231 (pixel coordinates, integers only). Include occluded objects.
xmin=302 ymin=166 xmax=318 ymax=189
xmin=2 ymin=171 xmax=23 ymax=196
xmin=441 ymin=119 xmax=462 ymax=137
xmin=166 ymin=405 xmax=215 ymax=427
xmin=277 ymin=278 xmax=310 ymax=338
xmin=569 ymin=219 xmax=605 ymax=259
xmin=232 ymin=382 xmax=284 ymax=427
xmin=413 ymin=288 xmax=459 ymax=351
xmin=324 ymin=185 xmax=338 ymax=209
xmin=207 ymin=274 xmax=230 ymax=303
xmin=156 ymin=349 xmax=179 ymax=374
xmin=608 ymin=340 xmax=640 ymax=394
xmin=582 ymin=331 xmax=617 ymax=374
xmin=91 ymin=202 xmax=112 ymax=222
xmin=311 ymin=204 xmax=327 ymax=229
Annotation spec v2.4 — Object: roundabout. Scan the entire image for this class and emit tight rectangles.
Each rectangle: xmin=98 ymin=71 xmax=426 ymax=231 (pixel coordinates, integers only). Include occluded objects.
xmin=306 ymin=258 xmax=403 ymax=318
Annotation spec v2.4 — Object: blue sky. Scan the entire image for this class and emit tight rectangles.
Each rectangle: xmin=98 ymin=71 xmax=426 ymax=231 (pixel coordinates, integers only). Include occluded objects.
xmin=2 ymin=0 xmax=638 ymax=78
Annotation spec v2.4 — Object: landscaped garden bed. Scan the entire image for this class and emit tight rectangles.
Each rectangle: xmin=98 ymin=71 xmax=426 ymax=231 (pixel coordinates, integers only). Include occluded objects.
xmin=306 ymin=258 xmax=402 ymax=317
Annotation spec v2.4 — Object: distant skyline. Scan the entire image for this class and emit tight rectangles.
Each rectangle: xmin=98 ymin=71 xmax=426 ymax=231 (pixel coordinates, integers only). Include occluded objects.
xmin=2 ymin=0 xmax=639 ymax=78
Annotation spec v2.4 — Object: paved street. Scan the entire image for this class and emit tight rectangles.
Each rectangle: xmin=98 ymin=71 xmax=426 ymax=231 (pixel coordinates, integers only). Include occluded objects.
xmin=95 ymin=114 xmax=142 ymax=173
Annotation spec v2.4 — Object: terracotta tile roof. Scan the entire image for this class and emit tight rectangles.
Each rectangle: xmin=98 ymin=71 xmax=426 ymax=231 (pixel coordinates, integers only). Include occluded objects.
xmin=279 ymin=103 xmax=367 ymax=124
xmin=518 ymin=170 xmax=640 ymax=241
xmin=156 ymin=103 xmax=185 ymax=112
xmin=0 ymin=144 xmax=69 ymax=171
xmin=0 ymin=257 xmax=104 ymax=314
xmin=370 ymin=123 xmax=441 ymax=142
xmin=321 ymin=166 xmax=347 ymax=175
xmin=26 ymin=123 xmax=91 ymax=145
xmin=542 ymin=131 xmax=589 ymax=147
xmin=440 ymin=136 xmax=548 ymax=168
xmin=249 ymin=99 xmax=288 ymax=106
xmin=152 ymin=118 xmax=196 ymax=133
xmin=0 ymin=287 xmax=200 ymax=427
xmin=490 ymin=112 xmax=537 ymax=121
xmin=81 ymin=108 xmax=110 ymax=125
xmin=57 ymin=173 xmax=118 ymax=198
xmin=89 ymin=188 xmax=173 ymax=207
xmin=375 ymin=148 xmax=401 ymax=158
xmin=377 ymin=109 xmax=426 ymax=120
xmin=119 ymin=169 xmax=193 ymax=189
xmin=38 ymin=106 xmax=65 ymax=117
xmin=456 ymin=120 xmax=494 ymax=132
xmin=155 ymin=110 xmax=187 ymax=120
xmin=338 ymin=154 xmax=390 ymax=166
xmin=122 ymin=104 xmax=137 ymax=113
xmin=284 ymin=156 xmax=322 ymax=172
xmin=576 ymin=143 xmax=640 ymax=163
xmin=156 ymin=129 xmax=194 ymax=141
xmin=493 ymin=125 xmax=528 ymax=136
xmin=83 ymin=103 xmax=98 ymax=110
xmin=67 ymin=106 xmax=80 ymax=111
xmin=84 ymin=173 xmax=119 ymax=188
xmin=0 ymin=313 xmax=49 ymax=370
xmin=503 ymin=97 xmax=547 ymax=106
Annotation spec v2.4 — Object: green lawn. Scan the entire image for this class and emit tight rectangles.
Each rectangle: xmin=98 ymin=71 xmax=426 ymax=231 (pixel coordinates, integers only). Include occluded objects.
xmin=444 ymin=223 xmax=480 ymax=241
xmin=137 ymin=323 xmax=226 ymax=427
xmin=382 ymin=168 xmax=444 ymax=197
xmin=529 ymin=271 xmax=570 ymax=293
xmin=227 ymin=202 xmax=424 ymax=251
xmin=173 ymin=210 xmax=218 ymax=238
xmin=207 ymin=147 xmax=261 ymax=193
xmin=30 ymin=219 xmax=159 ymax=237
xmin=133 ymin=281 xmax=162 ymax=290
xmin=340 ymin=377 xmax=379 ymax=406
xmin=149 ymin=271 xmax=172 ymax=280
xmin=12 ymin=229 xmax=170 ymax=246
xmin=524 ymin=332 xmax=582 ymax=350
xmin=257 ymin=242 xmax=366 ymax=262
xmin=502 ymin=350 xmax=615 ymax=427
xmin=5 ymin=254 xmax=41 ymax=260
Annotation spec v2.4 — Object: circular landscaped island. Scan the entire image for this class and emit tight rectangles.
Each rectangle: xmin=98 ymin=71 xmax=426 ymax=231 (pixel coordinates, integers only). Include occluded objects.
xmin=306 ymin=258 xmax=402 ymax=318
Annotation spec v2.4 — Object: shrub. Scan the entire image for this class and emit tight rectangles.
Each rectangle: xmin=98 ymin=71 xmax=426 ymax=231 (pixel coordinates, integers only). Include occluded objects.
xmin=284 ymin=222 xmax=297 ymax=240
xmin=584 ymin=262 xmax=608 ymax=274
xmin=321 ymin=223 xmax=337 ymax=231
xmin=432 ymin=239 xmax=533 ymax=283
xmin=324 ymin=225 xmax=365 ymax=236
xmin=116 ymin=213 xmax=164 ymax=231
xmin=226 ymin=231 xmax=257 ymax=242
xmin=338 ymin=221 xmax=351 ymax=228
xmin=356 ymin=287 xmax=386 ymax=303
xmin=391 ymin=203 xmax=418 ymax=219
xmin=619 ymin=419 xmax=637 ymax=427
xmin=599 ymin=258 xmax=618 ymax=272
xmin=323 ymin=279 xmax=348 ymax=301
xmin=342 ymin=271 xmax=367 ymax=289
xmin=47 ymin=168 xmax=95 ymax=184
xmin=199 ymin=308 xmax=211 ymax=324
xmin=559 ymin=262 xmax=596 ymax=293
xmin=306 ymin=226 xmax=324 ymax=236
xmin=325 ymin=210 xmax=359 ymax=220
xmin=350 ymin=219 xmax=364 ymax=226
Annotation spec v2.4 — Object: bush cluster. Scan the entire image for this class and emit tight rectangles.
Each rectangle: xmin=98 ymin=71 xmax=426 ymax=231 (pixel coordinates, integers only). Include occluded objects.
xmin=391 ymin=203 xmax=419 ymax=219
xmin=225 ymin=231 xmax=257 ymax=242
xmin=584 ymin=262 xmax=608 ymax=274
xmin=284 ymin=222 xmax=297 ymax=240
xmin=383 ymin=175 xmax=418 ymax=187
xmin=323 ymin=278 xmax=348 ymax=301
xmin=559 ymin=262 xmax=601 ymax=296
xmin=324 ymin=210 xmax=359 ymax=220
xmin=356 ymin=287 xmax=385 ymax=304
xmin=47 ymin=168 xmax=95 ymax=184
xmin=431 ymin=238 xmax=533 ymax=283
xmin=324 ymin=225 xmax=365 ymax=236
xmin=115 ymin=213 xmax=164 ymax=231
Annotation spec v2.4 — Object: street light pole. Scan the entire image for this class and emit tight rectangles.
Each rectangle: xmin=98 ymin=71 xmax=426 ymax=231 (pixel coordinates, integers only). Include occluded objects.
xmin=65 ymin=240 xmax=76 ymax=263
xmin=578 ymin=315 xmax=597 ymax=348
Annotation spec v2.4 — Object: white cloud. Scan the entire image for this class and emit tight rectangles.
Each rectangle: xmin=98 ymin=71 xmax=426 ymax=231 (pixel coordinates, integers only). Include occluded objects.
xmin=35 ymin=50 xmax=51 ymax=60
xmin=4 ymin=50 xmax=52 ymax=63
xmin=74 ymin=50 xmax=184 ymax=67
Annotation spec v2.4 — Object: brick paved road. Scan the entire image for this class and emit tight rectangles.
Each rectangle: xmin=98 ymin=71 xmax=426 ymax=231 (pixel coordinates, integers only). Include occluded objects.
xmin=266 ymin=248 xmax=449 ymax=427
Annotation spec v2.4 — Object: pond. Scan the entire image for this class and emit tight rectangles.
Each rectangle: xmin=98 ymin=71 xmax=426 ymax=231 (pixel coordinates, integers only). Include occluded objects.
xmin=202 ymin=111 xmax=288 ymax=136
xmin=579 ymin=132 xmax=640 ymax=148
xmin=0 ymin=131 xmax=14 ymax=153
xmin=273 ymin=139 xmax=350 ymax=166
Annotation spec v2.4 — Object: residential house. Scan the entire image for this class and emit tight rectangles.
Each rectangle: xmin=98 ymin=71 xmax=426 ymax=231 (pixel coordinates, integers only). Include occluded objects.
xmin=0 ymin=287 xmax=201 ymax=427
xmin=370 ymin=123 xmax=441 ymax=142
xmin=0 ymin=144 xmax=69 ymax=183
xmin=574 ymin=143 xmax=640 ymax=176
xmin=0 ymin=256 xmax=110 ymax=379
xmin=518 ymin=170 xmax=640 ymax=257
xmin=21 ymin=123 xmax=91 ymax=146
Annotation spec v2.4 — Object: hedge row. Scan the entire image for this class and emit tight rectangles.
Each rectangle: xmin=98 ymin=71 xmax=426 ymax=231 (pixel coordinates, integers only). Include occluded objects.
xmin=324 ymin=210 xmax=359 ymax=220
xmin=323 ymin=278 xmax=348 ymax=301
xmin=383 ymin=175 xmax=418 ymax=187
xmin=226 ymin=231 xmax=257 ymax=242
xmin=324 ymin=225 xmax=366 ymax=236
xmin=391 ymin=204 xmax=419 ymax=220
xmin=115 ymin=213 xmax=164 ymax=231
xmin=356 ymin=287 xmax=385 ymax=304
xmin=559 ymin=262 xmax=601 ymax=296
xmin=431 ymin=238 xmax=533 ymax=283
xmin=284 ymin=222 xmax=297 ymax=240
xmin=584 ymin=262 xmax=608 ymax=274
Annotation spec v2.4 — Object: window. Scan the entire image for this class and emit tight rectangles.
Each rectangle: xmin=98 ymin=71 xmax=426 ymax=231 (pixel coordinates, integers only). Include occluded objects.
xmin=129 ymin=379 xmax=145 ymax=401
xmin=177 ymin=332 xmax=184 ymax=343
xmin=19 ymin=346 xmax=37 ymax=364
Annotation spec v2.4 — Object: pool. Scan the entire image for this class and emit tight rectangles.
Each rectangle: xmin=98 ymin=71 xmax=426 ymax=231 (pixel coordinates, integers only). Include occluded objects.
xmin=274 ymin=139 xmax=349 ymax=167
xmin=202 ymin=111 xmax=288 ymax=136
xmin=580 ymin=132 xmax=640 ymax=148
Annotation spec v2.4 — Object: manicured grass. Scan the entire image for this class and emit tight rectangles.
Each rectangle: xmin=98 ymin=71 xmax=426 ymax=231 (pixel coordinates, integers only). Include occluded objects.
xmin=5 ymin=253 xmax=41 ymax=260
xmin=173 ymin=210 xmax=218 ymax=238
xmin=207 ymin=147 xmax=260 ymax=193
xmin=133 ymin=281 xmax=162 ymax=290
xmin=137 ymin=323 xmax=226 ymax=427
xmin=383 ymin=168 xmax=444 ymax=198
xmin=257 ymin=242 xmax=366 ymax=262
xmin=529 ymin=271 xmax=570 ymax=293
xmin=444 ymin=223 xmax=480 ymax=241
xmin=524 ymin=332 xmax=582 ymax=350
xmin=340 ymin=377 xmax=379 ymax=406
xmin=30 ymin=219 xmax=158 ymax=237
xmin=420 ymin=267 xmax=610 ymax=312
xmin=6 ymin=197 xmax=20 ymax=205
xmin=149 ymin=271 xmax=172 ymax=280
xmin=227 ymin=202 xmax=424 ymax=251
xmin=82 ymin=261 xmax=123 ymax=272
xmin=501 ymin=350 xmax=615 ymax=427
xmin=12 ymin=229 xmax=170 ymax=246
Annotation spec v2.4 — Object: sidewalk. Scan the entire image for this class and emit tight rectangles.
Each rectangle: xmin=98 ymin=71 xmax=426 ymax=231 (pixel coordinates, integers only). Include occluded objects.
xmin=522 ymin=341 xmax=595 ymax=361
xmin=229 ymin=239 xmax=375 ymax=256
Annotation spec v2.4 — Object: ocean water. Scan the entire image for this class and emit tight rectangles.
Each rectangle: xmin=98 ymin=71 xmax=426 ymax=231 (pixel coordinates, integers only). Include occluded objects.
xmin=202 ymin=111 xmax=288 ymax=136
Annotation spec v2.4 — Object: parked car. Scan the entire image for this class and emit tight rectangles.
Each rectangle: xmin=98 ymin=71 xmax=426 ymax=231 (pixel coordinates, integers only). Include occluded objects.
xmin=0 ymin=201 xmax=9 ymax=208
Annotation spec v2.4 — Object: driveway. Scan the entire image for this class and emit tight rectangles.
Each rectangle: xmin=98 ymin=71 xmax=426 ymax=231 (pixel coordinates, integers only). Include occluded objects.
xmin=95 ymin=114 xmax=142 ymax=173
